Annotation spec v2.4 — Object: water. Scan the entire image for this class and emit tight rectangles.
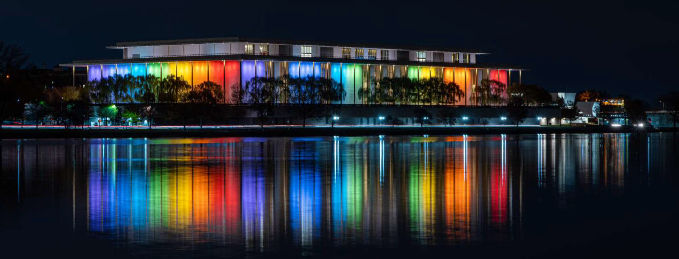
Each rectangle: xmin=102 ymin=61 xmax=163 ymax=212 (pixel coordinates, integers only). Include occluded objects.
xmin=1 ymin=133 xmax=678 ymax=258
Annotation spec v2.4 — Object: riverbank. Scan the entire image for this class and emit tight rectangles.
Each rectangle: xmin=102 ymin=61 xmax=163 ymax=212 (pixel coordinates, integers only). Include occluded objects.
xmin=0 ymin=124 xmax=659 ymax=138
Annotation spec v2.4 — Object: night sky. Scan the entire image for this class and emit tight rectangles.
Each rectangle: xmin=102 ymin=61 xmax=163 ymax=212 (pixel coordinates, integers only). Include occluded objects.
xmin=2 ymin=0 xmax=677 ymax=105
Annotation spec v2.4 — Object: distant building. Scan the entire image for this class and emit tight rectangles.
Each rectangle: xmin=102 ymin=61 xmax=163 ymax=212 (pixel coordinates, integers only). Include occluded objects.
xmin=646 ymin=111 xmax=677 ymax=129
xmin=597 ymin=98 xmax=626 ymax=125
xmin=550 ymin=92 xmax=576 ymax=107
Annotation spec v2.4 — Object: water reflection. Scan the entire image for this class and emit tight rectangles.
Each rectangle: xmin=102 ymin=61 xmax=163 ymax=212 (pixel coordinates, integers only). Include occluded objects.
xmin=1 ymin=133 xmax=671 ymax=256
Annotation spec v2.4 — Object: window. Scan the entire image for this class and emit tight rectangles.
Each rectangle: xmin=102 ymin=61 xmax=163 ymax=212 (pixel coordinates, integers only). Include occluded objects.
xmin=397 ymin=50 xmax=409 ymax=61
xmin=244 ymin=44 xmax=254 ymax=55
xmin=320 ymin=47 xmax=333 ymax=58
xmin=342 ymin=48 xmax=351 ymax=59
xmin=433 ymin=52 xmax=444 ymax=62
xmin=380 ymin=50 xmax=390 ymax=60
xmin=451 ymin=53 xmax=460 ymax=63
xmin=279 ymin=45 xmax=292 ymax=56
xmin=301 ymin=45 xmax=312 ymax=57
xmin=258 ymin=44 xmax=269 ymax=55
xmin=367 ymin=49 xmax=377 ymax=60
xmin=463 ymin=53 xmax=470 ymax=63
xmin=355 ymin=48 xmax=364 ymax=59
xmin=416 ymin=51 xmax=426 ymax=62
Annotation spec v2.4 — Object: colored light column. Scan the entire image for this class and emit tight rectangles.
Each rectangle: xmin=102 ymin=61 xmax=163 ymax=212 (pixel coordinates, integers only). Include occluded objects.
xmin=342 ymin=64 xmax=355 ymax=104
xmin=419 ymin=67 xmax=433 ymax=80
xmin=313 ymin=62 xmax=323 ymax=78
xmin=192 ymin=61 xmax=208 ymax=86
xmin=489 ymin=69 xmax=508 ymax=86
xmin=176 ymin=62 xmax=192 ymax=84
xmin=241 ymin=60 xmax=257 ymax=85
xmin=88 ymin=65 xmax=102 ymax=81
xmin=224 ymin=61 xmax=240 ymax=103
xmin=443 ymin=68 xmax=454 ymax=83
xmin=102 ymin=64 xmax=116 ymax=79
xmin=162 ymin=62 xmax=175 ymax=79
xmin=116 ymin=64 xmax=131 ymax=77
xmin=147 ymin=63 xmax=162 ymax=78
xmin=407 ymin=66 xmax=419 ymax=80
xmin=288 ymin=61 xmax=300 ymax=78
xmin=299 ymin=62 xmax=314 ymax=78
xmin=208 ymin=61 xmax=225 ymax=87
xmin=131 ymin=63 xmax=146 ymax=77
xmin=453 ymin=68 xmax=471 ymax=105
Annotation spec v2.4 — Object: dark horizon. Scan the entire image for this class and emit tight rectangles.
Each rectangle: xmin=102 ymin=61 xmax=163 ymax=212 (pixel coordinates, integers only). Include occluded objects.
xmin=2 ymin=0 xmax=677 ymax=105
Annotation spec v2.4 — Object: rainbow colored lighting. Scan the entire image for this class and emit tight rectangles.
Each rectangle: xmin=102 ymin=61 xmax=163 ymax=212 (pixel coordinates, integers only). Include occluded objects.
xmin=131 ymin=63 xmax=146 ymax=77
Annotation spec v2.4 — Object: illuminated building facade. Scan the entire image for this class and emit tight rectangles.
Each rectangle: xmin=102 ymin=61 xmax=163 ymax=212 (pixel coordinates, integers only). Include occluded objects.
xmin=66 ymin=37 xmax=523 ymax=106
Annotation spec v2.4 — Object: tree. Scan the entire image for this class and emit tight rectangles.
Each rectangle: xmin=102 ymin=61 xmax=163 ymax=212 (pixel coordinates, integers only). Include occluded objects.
xmin=507 ymin=96 xmax=527 ymax=126
xmin=507 ymin=83 xmax=552 ymax=106
xmin=472 ymin=79 xmax=506 ymax=106
xmin=64 ymin=101 xmax=89 ymax=128
xmin=121 ymin=110 xmax=140 ymax=126
xmin=23 ymin=101 xmax=50 ymax=128
xmin=134 ymin=76 xmax=159 ymax=104
xmin=659 ymin=92 xmax=679 ymax=130
xmin=0 ymin=41 xmax=29 ymax=75
xmin=438 ymin=108 xmax=458 ymax=125
xmin=98 ymin=104 xmax=118 ymax=126
xmin=87 ymin=77 xmax=113 ymax=104
xmin=414 ymin=108 xmax=431 ymax=127
xmin=158 ymin=75 xmax=191 ymax=103
xmin=184 ymin=81 xmax=223 ymax=104
xmin=0 ymin=42 xmax=42 ymax=127
xmin=560 ymin=107 xmax=579 ymax=125
xmin=576 ymin=89 xmax=608 ymax=102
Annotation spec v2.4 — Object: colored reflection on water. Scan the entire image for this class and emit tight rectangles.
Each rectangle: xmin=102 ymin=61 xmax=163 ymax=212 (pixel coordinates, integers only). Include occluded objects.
xmin=2 ymin=133 xmax=677 ymax=257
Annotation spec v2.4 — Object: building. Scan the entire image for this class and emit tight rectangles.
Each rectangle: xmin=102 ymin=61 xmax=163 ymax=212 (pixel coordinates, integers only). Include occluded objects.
xmin=550 ymin=92 xmax=576 ymax=107
xmin=62 ymin=37 xmax=523 ymax=106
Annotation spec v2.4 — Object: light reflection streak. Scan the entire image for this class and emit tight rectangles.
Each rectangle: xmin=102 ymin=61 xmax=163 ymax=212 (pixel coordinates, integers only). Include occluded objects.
xmin=0 ymin=134 xmax=635 ymax=253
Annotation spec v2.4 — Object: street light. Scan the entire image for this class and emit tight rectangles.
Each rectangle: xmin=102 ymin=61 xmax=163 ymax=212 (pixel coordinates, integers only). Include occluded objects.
xmin=332 ymin=116 xmax=339 ymax=128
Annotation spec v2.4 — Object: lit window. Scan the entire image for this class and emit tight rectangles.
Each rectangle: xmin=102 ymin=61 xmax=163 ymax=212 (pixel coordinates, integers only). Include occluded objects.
xmin=355 ymin=48 xmax=364 ymax=59
xmin=244 ymin=44 xmax=254 ymax=55
xmin=301 ymin=45 xmax=312 ymax=57
xmin=367 ymin=49 xmax=377 ymax=60
xmin=380 ymin=50 xmax=389 ymax=60
xmin=259 ymin=44 xmax=269 ymax=55
xmin=451 ymin=53 xmax=459 ymax=63
xmin=342 ymin=48 xmax=351 ymax=59
xmin=417 ymin=51 xmax=426 ymax=62
xmin=463 ymin=53 xmax=470 ymax=63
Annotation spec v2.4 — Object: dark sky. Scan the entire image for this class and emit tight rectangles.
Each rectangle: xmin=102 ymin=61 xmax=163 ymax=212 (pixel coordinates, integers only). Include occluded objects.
xmin=2 ymin=0 xmax=677 ymax=105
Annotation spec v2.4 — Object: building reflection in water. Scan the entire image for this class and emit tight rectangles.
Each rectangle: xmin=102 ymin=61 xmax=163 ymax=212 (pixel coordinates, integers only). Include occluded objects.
xmin=3 ymin=133 xmax=658 ymax=254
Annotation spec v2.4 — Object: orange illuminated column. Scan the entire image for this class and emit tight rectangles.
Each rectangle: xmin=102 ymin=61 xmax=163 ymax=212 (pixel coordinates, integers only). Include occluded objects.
xmin=192 ymin=61 xmax=208 ymax=86
xmin=208 ymin=61 xmax=225 ymax=87
xmin=453 ymin=68 xmax=471 ymax=105
xmin=192 ymin=169 xmax=209 ymax=231
xmin=176 ymin=62 xmax=192 ymax=85
xmin=224 ymin=61 xmax=240 ymax=103
xmin=444 ymin=68 xmax=455 ymax=83
xmin=444 ymin=138 xmax=471 ymax=240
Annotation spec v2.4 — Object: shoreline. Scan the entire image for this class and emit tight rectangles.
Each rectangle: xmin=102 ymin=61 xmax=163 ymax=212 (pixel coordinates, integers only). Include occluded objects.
xmin=0 ymin=125 xmax=665 ymax=138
